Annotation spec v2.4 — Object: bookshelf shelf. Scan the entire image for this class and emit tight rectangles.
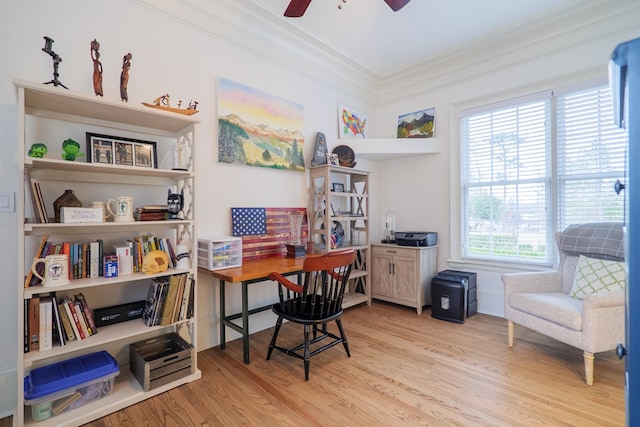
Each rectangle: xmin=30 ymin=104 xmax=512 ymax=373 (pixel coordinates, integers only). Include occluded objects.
xmin=308 ymin=164 xmax=371 ymax=309
xmin=15 ymin=79 xmax=201 ymax=427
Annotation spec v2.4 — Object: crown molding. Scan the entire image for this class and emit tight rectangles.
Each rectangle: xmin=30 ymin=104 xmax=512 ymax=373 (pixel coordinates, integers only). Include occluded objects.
xmin=131 ymin=0 xmax=381 ymax=104
xmin=377 ymin=0 xmax=640 ymax=104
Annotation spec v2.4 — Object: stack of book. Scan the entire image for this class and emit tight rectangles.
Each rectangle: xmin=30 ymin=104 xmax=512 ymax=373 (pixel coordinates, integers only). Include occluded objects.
xmin=142 ymin=273 xmax=193 ymax=327
xmin=285 ymin=244 xmax=306 ymax=258
xmin=135 ymin=205 xmax=170 ymax=221
xmin=24 ymin=292 xmax=97 ymax=353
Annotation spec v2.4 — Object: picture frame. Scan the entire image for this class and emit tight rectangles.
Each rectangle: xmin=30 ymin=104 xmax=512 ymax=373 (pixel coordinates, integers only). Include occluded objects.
xmin=86 ymin=132 xmax=157 ymax=168
xmin=332 ymin=182 xmax=345 ymax=192
xmin=327 ymin=153 xmax=339 ymax=166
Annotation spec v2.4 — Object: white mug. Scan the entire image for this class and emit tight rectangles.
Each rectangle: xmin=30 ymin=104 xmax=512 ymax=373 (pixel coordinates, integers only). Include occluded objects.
xmin=107 ymin=196 xmax=134 ymax=222
xmin=90 ymin=201 xmax=112 ymax=222
xmin=31 ymin=254 xmax=70 ymax=287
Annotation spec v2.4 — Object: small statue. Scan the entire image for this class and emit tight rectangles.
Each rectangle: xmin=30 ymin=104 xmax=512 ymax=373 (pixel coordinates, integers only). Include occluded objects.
xmin=152 ymin=93 xmax=170 ymax=107
xmin=42 ymin=36 xmax=68 ymax=89
xmin=120 ymin=52 xmax=132 ymax=102
xmin=167 ymin=188 xmax=184 ymax=219
xmin=90 ymin=39 xmax=103 ymax=96
xmin=28 ymin=143 xmax=48 ymax=158
xmin=61 ymin=138 xmax=84 ymax=161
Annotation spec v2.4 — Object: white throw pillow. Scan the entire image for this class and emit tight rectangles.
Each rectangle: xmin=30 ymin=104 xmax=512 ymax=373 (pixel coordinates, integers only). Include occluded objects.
xmin=570 ymin=255 xmax=626 ymax=299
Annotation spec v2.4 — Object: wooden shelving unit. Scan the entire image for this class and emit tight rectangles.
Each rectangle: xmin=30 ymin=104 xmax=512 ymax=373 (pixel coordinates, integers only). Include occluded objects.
xmin=14 ymin=79 xmax=201 ymax=427
xmin=308 ymin=164 xmax=370 ymax=308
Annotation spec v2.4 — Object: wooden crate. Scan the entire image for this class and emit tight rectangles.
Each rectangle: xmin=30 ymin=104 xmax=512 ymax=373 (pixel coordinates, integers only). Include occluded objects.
xmin=129 ymin=332 xmax=194 ymax=391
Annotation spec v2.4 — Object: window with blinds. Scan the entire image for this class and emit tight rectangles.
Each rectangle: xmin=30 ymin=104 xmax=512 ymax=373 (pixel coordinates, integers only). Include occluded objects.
xmin=460 ymin=84 xmax=626 ymax=265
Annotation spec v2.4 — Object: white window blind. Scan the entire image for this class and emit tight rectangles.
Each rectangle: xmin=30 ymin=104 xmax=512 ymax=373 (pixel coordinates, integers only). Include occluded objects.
xmin=459 ymin=84 xmax=627 ymax=265
xmin=461 ymin=97 xmax=551 ymax=263
xmin=557 ymin=86 xmax=626 ymax=229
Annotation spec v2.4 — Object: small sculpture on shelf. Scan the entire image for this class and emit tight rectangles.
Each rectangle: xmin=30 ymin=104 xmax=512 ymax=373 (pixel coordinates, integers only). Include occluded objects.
xmin=28 ymin=143 xmax=48 ymax=158
xmin=167 ymin=188 xmax=184 ymax=219
xmin=142 ymin=93 xmax=200 ymax=116
xmin=90 ymin=39 xmax=103 ymax=96
xmin=120 ymin=52 xmax=132 ymax=102
xmin=310 ymin=132 xmax=328 ymax=166
xmin=41 ymin=36 xmax=68 ymax=89
xmin=61 ymin=138 xmax=84 ymax=161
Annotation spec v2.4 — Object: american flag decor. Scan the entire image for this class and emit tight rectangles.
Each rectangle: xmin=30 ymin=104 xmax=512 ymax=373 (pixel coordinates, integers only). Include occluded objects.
xmin=231 ymin=207 xmax=308 ymax=260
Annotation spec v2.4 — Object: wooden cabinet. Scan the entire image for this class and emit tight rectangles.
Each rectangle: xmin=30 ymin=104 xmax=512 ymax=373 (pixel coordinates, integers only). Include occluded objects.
xmin=15 ymin=79 xmax=201 ymax=427
xmin=308 ymin=164 xmax=370 ymax=308
xmin=371 ymin=244 xmax=437 ymax=315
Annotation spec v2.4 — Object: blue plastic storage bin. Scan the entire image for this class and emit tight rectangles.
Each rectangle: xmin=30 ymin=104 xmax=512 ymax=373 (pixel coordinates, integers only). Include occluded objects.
xmin=24 ymin=351 xmax=119 ymax=422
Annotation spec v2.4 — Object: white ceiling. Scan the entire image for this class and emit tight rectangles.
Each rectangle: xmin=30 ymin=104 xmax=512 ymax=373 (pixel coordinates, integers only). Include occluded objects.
xmin=246 ymin=0 xmax=588 ymax=78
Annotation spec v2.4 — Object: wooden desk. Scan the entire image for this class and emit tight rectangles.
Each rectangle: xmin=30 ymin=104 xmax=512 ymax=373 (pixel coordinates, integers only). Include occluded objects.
xmin=200 ymin=256 xmax=307 ymax=364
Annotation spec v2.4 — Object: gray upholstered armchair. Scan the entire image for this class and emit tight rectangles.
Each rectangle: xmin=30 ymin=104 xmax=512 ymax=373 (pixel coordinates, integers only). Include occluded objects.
xmin=502 ymin=222 xmax=625 ymax=385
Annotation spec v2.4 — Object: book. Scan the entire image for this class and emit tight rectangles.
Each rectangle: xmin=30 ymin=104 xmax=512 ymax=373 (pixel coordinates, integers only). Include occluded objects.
xmin=51 ymin=296 xmax=65 ymax=347
xmin=178 ymin=276 xmax=193 ymax=321
xmin=89 ymin=241 xmax=100 ymax=278
xmin=73 ymin=298 xmax=91 ymax=338
xmin=28 ymin=297 xmax=40 ymax=351
xmin=75 ymin=293 xmax=97 ymax=335
xmin=39 ymin=296 xmax=53 ymax=351
xmin=24 ymin=300 xmax=30 ymax=353
xmin=30 ymin=178 xmax=46 ymax=223
xmin=114 ymin=245 xmax=133 ymax=275
xmin=62 ymin=296 xmax=84 ymax=340
xmin=24 ymin=235 xmax=48 ymax=288
xmin=160 ymin=275 xmax=181 ymax=326
xmin=57 ymin=300 xmax=76 ymax=342
xmin=142 ymin=279 xmax=166 ymax=327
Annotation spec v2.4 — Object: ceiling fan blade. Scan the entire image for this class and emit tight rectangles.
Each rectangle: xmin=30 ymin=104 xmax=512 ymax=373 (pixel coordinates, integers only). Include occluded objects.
xmin=284 ymin=0 xmax=312 ymax=17
xmin=383 ymin=0 xmax=410 ymax=12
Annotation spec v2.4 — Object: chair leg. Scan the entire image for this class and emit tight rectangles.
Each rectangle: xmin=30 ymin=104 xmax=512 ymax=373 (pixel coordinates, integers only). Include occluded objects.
xmin=336 ymin=319 xmax=350 ymax=357
xmin=584 ymin=351 xmax=595 ymax=386
xmin=304 ymin=324 xmax=311 ymax=380
xmin=507 ymin=320 xmax=514 ymax=347
xmin=267 ymin=316 xmax=283 ymax=360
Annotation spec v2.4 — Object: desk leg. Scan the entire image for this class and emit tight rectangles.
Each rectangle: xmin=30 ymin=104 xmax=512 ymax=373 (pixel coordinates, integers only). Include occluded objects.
xmin=220 ymin=279 xmax=226 ymax=349
xmin=242 ymin=280 xmax=250 ymax=364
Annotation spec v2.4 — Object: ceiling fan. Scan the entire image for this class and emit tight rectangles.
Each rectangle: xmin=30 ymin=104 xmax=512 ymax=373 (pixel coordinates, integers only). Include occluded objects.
xmin=284 ymin=0 xmax=411 ymax=17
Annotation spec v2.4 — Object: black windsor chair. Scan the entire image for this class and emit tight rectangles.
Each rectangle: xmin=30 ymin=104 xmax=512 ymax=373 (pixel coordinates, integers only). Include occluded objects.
xmin=266 ymin=249 xmax=357 ymax=380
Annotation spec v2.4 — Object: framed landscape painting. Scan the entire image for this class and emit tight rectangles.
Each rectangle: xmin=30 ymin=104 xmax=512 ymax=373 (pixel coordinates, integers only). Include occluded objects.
xmin=397 ymin=107 xmax=435 ymax=138
xmin=217 ymin=77 xmax=305 ymax=172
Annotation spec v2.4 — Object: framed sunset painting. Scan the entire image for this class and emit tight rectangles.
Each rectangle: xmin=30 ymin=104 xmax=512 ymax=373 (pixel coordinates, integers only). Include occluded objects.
xmin=217 ymin=77 xmax=305 ymax=172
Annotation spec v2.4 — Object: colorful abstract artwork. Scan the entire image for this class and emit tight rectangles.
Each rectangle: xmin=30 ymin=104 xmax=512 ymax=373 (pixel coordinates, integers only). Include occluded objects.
xmin=217 ymin=77 xmax=305 ymax=172
xmin=397 ymin=107 xmax=435 ymax=138
xmin=338 ymin=104 xmax=368 ymax=139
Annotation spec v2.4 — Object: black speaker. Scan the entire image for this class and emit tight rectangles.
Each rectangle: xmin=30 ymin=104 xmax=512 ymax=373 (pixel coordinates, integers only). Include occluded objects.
xmin=430 ymin=276 xmax=467 ymax=324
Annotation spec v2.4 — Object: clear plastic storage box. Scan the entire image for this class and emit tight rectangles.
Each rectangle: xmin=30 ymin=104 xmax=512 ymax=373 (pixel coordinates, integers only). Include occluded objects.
xmin=24 ymin=351 xmax=120 ymax=422
xmin=197 ymin=237 xmax=242 ymax=270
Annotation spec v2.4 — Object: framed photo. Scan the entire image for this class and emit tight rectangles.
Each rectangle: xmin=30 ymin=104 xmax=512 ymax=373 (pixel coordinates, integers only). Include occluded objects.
xmin=327 ymin=153 xmax=339 ymax=166
xmin=332 ymin=182 xmax=345 ymax=192
xmin=86 ymin=133 xmax=157 ymax=168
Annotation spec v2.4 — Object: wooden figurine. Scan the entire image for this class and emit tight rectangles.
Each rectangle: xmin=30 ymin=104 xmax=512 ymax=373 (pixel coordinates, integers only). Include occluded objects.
xmin=91 ymin=39 xmax=103 ymax=96
xmin=120 ymin=52 xmax=132 ymax=102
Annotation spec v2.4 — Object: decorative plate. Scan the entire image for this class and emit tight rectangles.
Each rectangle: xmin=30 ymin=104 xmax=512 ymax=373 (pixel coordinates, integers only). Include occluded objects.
xmin=332 ymin=145 xmax=356 ymax=168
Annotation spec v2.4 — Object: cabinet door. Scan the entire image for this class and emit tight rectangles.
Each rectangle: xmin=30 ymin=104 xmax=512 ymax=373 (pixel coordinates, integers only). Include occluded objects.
xmin=371 ymin=254 xmax=393 ymax=297
xmin=393 ymin=255 xmax=416 ymax=302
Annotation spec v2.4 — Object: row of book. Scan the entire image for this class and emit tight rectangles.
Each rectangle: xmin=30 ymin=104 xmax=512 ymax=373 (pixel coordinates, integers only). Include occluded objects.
xmin=27 ymin=176 xmax=50 ymax=224
xmin=142 ymin=274 xmax=194 ymax=327
xmin=26 ymin=234 xmax=181 ymax=287
xmin=25 ymin=293 xmax=97 ymax=353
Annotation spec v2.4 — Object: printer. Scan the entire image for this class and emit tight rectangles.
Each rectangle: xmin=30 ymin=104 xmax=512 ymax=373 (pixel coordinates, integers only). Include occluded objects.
xmin=395 ymin=231 xmax=438 ymax=247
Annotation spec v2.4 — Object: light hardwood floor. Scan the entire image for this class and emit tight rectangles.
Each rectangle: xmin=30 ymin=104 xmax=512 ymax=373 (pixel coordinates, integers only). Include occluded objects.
xmin=4 ymin=301 xmax=625 ymax=426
